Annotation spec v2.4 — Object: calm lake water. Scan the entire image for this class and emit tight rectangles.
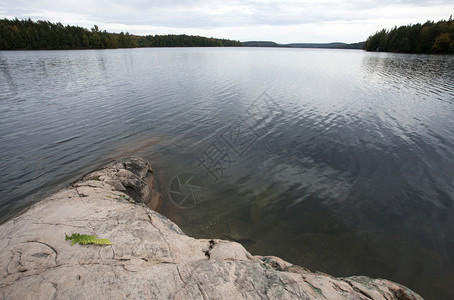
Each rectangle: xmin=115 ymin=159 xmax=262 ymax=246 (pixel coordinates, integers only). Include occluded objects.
xmin=1 ymin=48 xmax=453 ymax=299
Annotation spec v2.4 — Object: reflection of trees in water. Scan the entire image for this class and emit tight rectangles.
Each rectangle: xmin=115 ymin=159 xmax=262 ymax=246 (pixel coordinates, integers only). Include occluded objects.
xmin=361 ymin=54 xmax=454 ymax=102
xmin=358 ymin=52 xmax=454 ymax=299
xmin=0 ymin=56 xmax=18 ymax=95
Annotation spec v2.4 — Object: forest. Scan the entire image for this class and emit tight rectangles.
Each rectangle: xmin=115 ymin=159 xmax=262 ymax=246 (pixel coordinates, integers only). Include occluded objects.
xmin=0 ymin=18 xmax=242 ymax=50
xmin=364 ymin=16 xmax=454 ymax=53
xmin=3 ymin=17 xmax=454 ymax=53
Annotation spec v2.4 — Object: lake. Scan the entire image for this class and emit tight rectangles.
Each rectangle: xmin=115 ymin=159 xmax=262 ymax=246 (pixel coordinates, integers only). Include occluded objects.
xmin=1 ymin=47 xmax=453 ymax=299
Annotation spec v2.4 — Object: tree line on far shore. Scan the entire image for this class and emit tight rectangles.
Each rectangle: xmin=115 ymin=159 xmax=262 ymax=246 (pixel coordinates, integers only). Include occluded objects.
xmin=0 ymin=18 xmax=242 ymax=50
xmin=364 ymin=16 xmax=454 ymax=54
xmin=3 ymin=17 xmax=454 ymax=54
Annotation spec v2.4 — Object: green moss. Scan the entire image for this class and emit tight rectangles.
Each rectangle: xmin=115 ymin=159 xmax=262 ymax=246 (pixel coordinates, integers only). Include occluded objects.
xmin=65 ymin=233 xmax=112 ymax=246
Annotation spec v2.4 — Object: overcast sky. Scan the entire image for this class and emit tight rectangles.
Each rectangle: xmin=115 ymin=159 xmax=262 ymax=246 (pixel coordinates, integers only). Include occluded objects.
xmin=0 ymin=0 xmax=452 ymax=43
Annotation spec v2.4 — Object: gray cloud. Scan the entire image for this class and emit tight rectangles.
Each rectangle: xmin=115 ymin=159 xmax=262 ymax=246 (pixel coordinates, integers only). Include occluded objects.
xmin=0 ymin=0 xmax=452 ymax=42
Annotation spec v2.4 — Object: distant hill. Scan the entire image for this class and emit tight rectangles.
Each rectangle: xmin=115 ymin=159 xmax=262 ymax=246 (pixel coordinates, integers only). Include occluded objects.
xmin=243 ymin=41 xmax=365 ymax=49
xmin=242 ymin=41 xmax=283 ymax=47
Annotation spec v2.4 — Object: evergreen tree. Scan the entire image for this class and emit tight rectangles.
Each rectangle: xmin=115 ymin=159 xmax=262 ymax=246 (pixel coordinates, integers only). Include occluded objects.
xmin=365 ymin=17 xmax=454 ymax=54
xmin=0 ymin=18 xmax=243 ymax=50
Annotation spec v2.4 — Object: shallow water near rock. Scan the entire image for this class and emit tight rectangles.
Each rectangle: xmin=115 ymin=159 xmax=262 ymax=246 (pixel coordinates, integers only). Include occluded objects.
xmin=1 ymin=48 xmax=453 ymax=299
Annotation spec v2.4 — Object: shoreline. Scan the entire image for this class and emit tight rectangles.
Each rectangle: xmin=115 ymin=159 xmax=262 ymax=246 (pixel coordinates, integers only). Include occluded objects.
xmin=0 ymin=157 xmax=423 ymax=299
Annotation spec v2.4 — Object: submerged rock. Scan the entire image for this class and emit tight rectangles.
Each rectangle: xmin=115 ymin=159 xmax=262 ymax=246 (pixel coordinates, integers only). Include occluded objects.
xmin=0 ymin=157 xmax=423 ymax=299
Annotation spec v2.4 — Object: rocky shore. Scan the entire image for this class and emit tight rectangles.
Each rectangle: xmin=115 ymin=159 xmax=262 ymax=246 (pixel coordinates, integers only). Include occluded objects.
xmin=0 ymin=157 xmax=423 ymax=299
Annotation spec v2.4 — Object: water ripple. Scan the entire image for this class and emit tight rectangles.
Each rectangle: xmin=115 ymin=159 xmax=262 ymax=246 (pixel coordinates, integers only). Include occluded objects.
xmin=1 ymin=48 xmax=454 ymax=299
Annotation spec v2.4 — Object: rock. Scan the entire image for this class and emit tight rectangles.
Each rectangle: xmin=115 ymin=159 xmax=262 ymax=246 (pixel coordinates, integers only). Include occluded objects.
xmin=0 ymin=157 xmax=423 ymax=299
xmin=77 ymin=156 xmax=161 ymax=210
